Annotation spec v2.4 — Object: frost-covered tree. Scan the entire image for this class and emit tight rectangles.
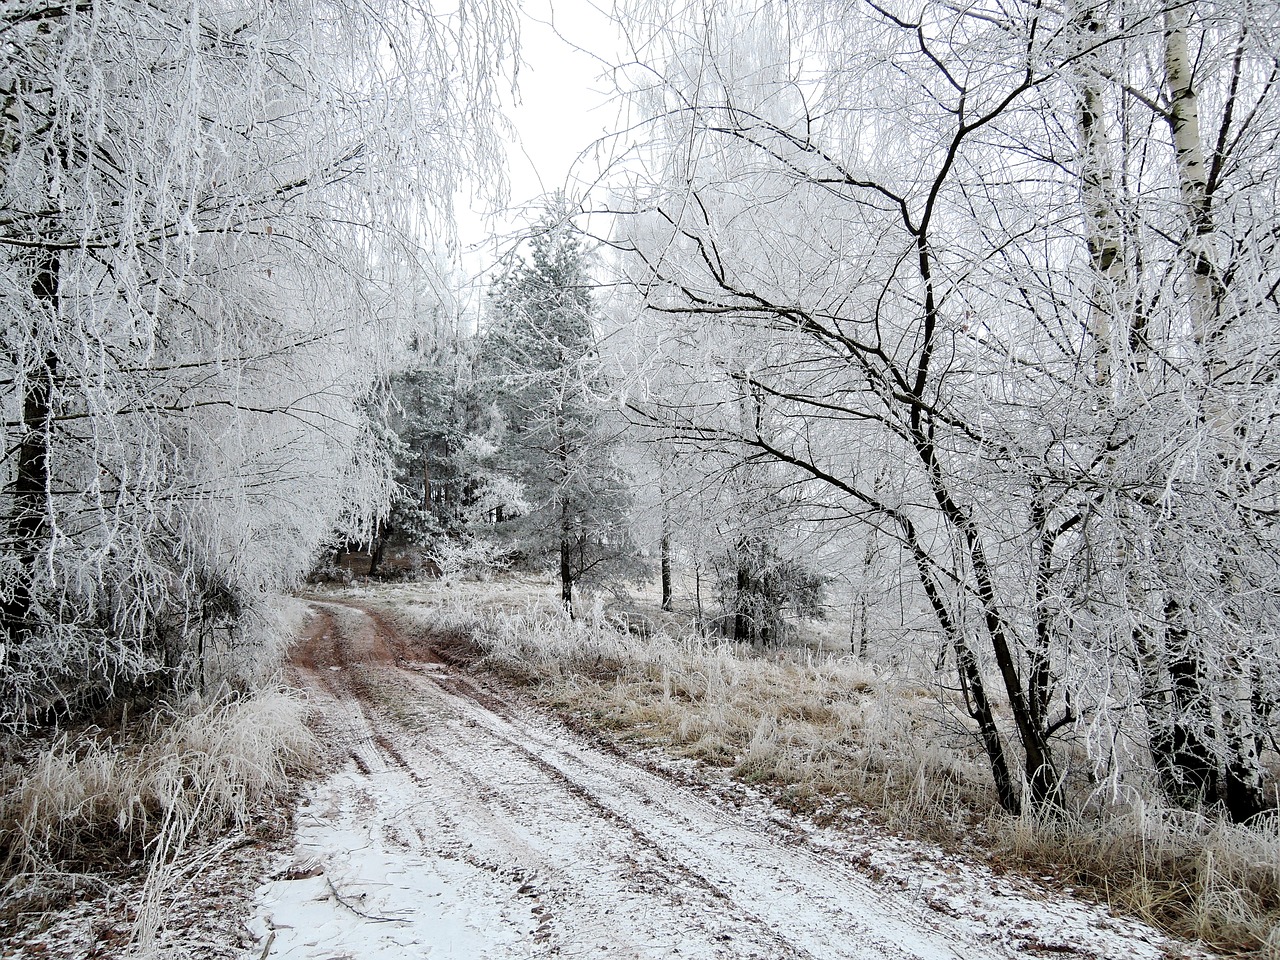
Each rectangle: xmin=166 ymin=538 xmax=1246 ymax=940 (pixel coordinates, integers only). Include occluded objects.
xmin=0 ymin=0 xmax=516 ymax=724
xmin=609 ymin=0 xmax=1280 ymax=819
xmin=364 ymin=321 xmax=517 ymax=577
xmin=480 ymin=201 xmax=640 ymax=612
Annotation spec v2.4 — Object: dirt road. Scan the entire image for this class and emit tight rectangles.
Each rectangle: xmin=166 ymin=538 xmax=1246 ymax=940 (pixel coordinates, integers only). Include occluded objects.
xmin=251 ymin=599 xmax=1190 ymax=960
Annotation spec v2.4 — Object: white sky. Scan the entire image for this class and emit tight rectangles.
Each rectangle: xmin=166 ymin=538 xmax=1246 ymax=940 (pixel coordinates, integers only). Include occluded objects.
xmin=458 ymin=0 xmax=623 ymax=260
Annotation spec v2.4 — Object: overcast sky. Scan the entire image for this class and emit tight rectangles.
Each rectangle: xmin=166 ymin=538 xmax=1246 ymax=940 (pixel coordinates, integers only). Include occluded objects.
xmin=458 ymin=0 xmax=622 ymax=258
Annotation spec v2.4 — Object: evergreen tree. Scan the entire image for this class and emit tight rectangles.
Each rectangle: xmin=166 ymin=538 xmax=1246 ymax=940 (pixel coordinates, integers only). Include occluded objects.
xmin=480 ymin=202 xmax=641 ymax=612
xmin=365 ymin=357 xmax=466 ymax=576
xmin=367 ymin=337 xmax=522 ymax=577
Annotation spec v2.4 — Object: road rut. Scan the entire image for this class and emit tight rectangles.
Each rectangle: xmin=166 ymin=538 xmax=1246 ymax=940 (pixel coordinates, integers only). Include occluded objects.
xmin=251 ymin=598 xmax=1186 ymax=960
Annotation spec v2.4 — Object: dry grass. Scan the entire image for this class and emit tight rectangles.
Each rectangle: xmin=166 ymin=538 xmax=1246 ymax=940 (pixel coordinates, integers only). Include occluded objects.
xmin=392 ymin=593 xmax=1000 ymax=832
xmin=0 ymin=689 xmax=320 ymax=957
xmin=380 ymin=581 xmax=1279 ymax=957
xmin=1 ymin=592 xmax=321 ymax=885
xmin=1005 ymin=806 xmax=1280 ymax=956
xmin=0 ymin=691 xmax=318 ymax=872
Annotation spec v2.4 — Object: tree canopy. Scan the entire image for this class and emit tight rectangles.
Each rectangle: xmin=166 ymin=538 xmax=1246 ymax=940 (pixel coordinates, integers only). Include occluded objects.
xmin=0 ymin=0 xmax=516 ymax=724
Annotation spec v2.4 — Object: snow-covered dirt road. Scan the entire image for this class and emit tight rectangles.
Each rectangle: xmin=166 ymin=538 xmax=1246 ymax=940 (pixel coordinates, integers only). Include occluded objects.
xmin=250 ymin=600 xmax=1196 ymax=960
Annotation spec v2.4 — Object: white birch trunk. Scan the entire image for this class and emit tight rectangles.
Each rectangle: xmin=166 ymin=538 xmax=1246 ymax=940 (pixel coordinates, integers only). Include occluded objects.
xmin=1164 ymin=5 xmax=1220 ymax=370
xmin=1074 ymin=2 xmax=1129 ymax=387
xmin=1163 ymin=5 xmax=1266 ymax=820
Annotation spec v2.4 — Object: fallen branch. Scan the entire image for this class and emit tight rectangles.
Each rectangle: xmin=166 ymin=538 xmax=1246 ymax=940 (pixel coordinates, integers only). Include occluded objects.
xmin=324 ymin=875 xmax=409 ymax=924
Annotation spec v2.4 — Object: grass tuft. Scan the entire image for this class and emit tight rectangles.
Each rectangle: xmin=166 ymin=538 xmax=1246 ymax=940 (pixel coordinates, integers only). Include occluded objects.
xmin=0 ymin=691 xmax=317 ymax=873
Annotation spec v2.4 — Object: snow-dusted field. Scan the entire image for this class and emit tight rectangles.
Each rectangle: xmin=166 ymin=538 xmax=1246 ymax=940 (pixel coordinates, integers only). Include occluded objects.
xmin=248 ymin=599 xmax=1202 ymax=960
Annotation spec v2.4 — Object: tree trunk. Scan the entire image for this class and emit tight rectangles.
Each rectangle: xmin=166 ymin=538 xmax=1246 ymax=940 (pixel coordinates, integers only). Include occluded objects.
xmin=927 ymin=584 xmax=1019 ymax=814
xmin=694 ymin=562 xmax=704 ymax=634
xmin=854 ymin=536 xmax=876 ymax=658
xmin=1072 ymin=0 xmax=1133 ymax=385
xmin=368 ymin=522 xmax=391 ymax=577
xmin=1252 ymin=660 xmax=1276 ymax=760
xmin=3 ymin=247 xmax=59 ymax=650
xmin=560 ymin=498 xmax=574 ymax=616
xmin=1164 ymin=596 xmax=1218 ymax=804
xmin=734 ymin=559 xmax=750 ymax=643
xmin=1133 ymin=621 xmax=1181 ymax=797
xmin=954 ymin=634 xmax=1019 ymax=815
xmin=911 ymin=427 xmax=1061 ymax=810
xmin=907 ymin=165 xmax=1061 ymax=809
xmin=1221 ymin=699 xmax=1267 ymax=822
xmin=1027 ymin=487 xmax=1058 ymax=740
xmin=854 ymin=594 xmax=869 ymax=658
xmin=901 ymin=513 xmax=1020 ymax=814
xmin=1164 ymin=6 xmax=1222 ymax=364
xmin=1161 ymin=13 xmax=1268 ymax=818
xmin=660 ymin=526 xmax=672 ymax=612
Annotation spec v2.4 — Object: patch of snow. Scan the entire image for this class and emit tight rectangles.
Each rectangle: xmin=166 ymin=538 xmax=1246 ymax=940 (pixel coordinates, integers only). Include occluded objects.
xmin=250 ymin=770 xmax=532 ymax=958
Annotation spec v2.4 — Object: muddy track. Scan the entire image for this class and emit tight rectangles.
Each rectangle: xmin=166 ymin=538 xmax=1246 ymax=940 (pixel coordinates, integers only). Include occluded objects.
xmin=254 ymin=597 xmax=1194 ymax=960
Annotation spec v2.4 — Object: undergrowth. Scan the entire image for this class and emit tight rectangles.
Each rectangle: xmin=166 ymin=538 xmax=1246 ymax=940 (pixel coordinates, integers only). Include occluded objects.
xmin=406 ymin=598 xmax=1280 ymax=958
xmin=0 ymin=690 xmax=319 ymax=956
xmin=0 ymin=692 xmax=317 ymax=870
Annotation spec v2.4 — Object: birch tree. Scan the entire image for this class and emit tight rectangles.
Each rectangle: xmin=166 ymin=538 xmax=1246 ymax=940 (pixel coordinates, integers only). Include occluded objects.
xmin=610 ymin=0 xmax=1280 ymax=818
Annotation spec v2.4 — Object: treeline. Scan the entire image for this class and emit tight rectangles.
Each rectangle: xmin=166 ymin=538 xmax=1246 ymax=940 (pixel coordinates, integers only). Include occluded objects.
xmin=364 ymin=204 xmax=828 ymax=644
xmin=360 ymin=207 xmax=640 ymax=602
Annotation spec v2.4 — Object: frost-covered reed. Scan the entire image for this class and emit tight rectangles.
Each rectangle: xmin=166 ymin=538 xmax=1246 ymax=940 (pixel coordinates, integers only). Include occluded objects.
xmin=0 ymin=689 xmax=319 ymax=957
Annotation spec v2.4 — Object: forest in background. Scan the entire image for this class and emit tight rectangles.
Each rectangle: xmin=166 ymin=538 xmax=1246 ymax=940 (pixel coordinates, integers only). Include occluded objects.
xmin=3 ymin=0 xmax=1280 ymax=951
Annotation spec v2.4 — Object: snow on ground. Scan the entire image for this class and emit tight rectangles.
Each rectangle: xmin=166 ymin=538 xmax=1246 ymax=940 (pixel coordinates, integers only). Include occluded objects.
xmin=247 ymin=599 xmax=1205 ymax=960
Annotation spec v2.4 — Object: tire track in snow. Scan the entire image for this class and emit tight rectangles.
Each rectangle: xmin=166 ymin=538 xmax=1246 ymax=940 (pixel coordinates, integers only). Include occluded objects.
xmin=252 ymin=597 xmax=1189 ymax=960
xmin=389 ymin=644 xmax=965 ymax=960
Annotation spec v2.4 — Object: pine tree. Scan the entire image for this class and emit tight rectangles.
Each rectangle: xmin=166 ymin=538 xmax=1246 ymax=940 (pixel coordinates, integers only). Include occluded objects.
xmin=480 ymin=202 xmax=641 ymax=612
